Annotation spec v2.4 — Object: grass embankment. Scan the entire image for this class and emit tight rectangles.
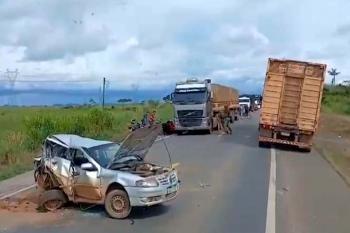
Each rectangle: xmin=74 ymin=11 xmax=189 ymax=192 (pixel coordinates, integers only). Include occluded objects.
xmin=0 ymin=103 xmax=173 ymax=181
xmin=322 ymin=85 xmax=350 ymax=115
xmin=316 ymin=85 xmax=350 ymax=185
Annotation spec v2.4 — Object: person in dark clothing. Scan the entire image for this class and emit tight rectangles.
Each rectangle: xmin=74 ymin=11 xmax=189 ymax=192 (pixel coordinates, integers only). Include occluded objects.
xmin=244 ymin=104 xmax=249 ymax=117
xmin=223 ymin=107 xmax=232 ymax=134
xmin=141 ymin=112 xmax=150 ymax=126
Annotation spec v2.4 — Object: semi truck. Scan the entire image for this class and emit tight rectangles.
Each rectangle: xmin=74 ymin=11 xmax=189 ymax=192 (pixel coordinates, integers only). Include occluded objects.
xmin=259 ymin=58 xmax=326 ymax=151
xmin=172 ymin=79 xmax=238 ymax=134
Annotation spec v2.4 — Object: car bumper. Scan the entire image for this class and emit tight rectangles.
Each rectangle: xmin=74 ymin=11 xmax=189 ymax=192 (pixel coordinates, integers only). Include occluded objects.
xmin=126 ymin=183 xmax=179 ymax=206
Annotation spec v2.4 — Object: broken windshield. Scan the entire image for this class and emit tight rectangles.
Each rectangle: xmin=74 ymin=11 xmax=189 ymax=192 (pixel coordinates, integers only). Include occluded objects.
xmin=84 ymin=143 xmax=120 ymax=168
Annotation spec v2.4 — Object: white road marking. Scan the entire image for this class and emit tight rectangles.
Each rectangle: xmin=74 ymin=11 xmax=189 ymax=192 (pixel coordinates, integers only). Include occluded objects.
xmin=265 ymin=147 xmax=276 ymax=233
xmin=0 ymin=184 xmax=36 ymax=200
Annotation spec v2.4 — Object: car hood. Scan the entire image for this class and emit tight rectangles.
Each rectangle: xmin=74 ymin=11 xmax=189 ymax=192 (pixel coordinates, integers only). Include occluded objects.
xmin=107 ymin=124 xmax=162 ymax=167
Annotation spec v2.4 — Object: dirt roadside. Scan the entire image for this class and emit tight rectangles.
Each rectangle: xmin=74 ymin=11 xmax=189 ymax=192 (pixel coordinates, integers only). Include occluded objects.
xmin=314 ymin=113 xmax=350 ymax=185
xmin=0 ymin=188 xmax=70 ymax=231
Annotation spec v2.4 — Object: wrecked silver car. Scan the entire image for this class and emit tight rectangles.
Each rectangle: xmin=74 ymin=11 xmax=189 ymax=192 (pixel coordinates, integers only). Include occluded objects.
xmin=34 ymin=125 xmax=179 ymax=219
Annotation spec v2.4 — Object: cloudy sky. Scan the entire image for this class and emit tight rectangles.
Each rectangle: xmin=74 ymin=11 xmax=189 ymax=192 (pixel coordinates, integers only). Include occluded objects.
xmin=1 ymin=0 xmax=350 ymax=92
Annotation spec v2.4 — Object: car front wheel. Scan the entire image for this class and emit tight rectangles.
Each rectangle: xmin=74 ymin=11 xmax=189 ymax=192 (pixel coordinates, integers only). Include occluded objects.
xmin=105 ymin=189 xmax=131 ymax=219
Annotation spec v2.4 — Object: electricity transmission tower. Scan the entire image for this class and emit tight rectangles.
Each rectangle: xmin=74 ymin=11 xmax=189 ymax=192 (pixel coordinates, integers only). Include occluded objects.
xmin=5 ymin=69 xmax=19 ymax=105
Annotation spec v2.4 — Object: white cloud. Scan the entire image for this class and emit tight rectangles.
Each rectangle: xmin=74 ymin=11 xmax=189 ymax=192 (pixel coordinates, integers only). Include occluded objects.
xmin=1 ymin=0 xmax=350 ymax=92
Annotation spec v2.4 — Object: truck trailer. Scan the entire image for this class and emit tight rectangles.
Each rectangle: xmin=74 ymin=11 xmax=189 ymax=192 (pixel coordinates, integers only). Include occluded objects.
xmin=259 ymin=58 xmax=326 ymax=151
xmin=211 ymin=84 xmax=239 ymax=128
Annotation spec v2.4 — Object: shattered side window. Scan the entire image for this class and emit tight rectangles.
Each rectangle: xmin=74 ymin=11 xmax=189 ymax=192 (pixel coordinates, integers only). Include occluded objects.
xmin=51 ymin=143 xmax=69 ymax=159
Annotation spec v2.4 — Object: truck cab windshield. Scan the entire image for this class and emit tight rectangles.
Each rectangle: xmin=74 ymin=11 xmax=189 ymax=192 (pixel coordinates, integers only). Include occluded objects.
xmin=173 ymin=89 xmax=207 ymax=104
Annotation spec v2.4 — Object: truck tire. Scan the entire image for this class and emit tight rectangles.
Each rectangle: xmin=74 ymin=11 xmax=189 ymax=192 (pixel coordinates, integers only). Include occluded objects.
xmin=39 ymin=189 xmax=67 ymax=211
xmin=105 ymin=189 xmax=131 ymax=219
xmin=258 ymin=141 xmax=270 ymax=148
xmin=299 ymin=146 xmax=312 ymax=153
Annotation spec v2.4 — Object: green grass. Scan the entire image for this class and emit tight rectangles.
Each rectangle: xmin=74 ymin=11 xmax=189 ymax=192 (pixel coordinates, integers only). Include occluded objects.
xmin=0 ymin=103 xmax=174 ymax=181
xmin=322 ymin=85 xmax=350 ymax=115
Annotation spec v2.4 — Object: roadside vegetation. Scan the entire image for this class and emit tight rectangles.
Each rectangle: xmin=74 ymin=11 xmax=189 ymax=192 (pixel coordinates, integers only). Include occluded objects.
xmin=322 ymin=85 xmax=350 ymax=115
xmin=0 ymin=103 xmax=173 ymax=181
xmin=316 ymin=85 xmax=350 ymax=185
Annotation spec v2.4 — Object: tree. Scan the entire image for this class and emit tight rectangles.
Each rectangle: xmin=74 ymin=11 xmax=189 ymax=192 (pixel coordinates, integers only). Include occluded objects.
xmin=117 ymin=98 xmax=132 ymax=103
xmin=89 ymin=98 xmax=97 ymax=106
xmin=328 ymin=68 xmax=340 ymax=86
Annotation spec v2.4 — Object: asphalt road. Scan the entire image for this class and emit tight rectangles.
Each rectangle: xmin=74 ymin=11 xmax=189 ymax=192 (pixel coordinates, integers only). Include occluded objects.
xmin=1 ymin=111 xmax=350 ymax=233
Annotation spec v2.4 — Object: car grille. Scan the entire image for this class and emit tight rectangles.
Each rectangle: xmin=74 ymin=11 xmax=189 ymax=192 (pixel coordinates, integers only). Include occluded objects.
xmin=179 ymin=118 xmax=202 ymax=127
xmin=157 ymin=176 xmax=170 ymax=186
xmin=166 ymin=191 xmax=177 ymax=199
xmin=177 ymin=110 xmax=203 ymax=118
xmin=157 ymin=172 xmax=177 ymax=186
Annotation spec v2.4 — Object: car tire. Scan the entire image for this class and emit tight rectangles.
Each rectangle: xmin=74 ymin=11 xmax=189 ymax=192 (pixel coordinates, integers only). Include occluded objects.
xmin=39 ymin=189 xmax=67 ymax=211
xmin=105 ymin=189 xmax=131 ymax=219
xmin=176 ymin=130 xmax=183 ymax=135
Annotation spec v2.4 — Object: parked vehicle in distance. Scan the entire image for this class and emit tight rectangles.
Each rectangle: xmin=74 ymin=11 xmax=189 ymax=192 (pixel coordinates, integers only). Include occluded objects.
xmin=239 ymin=96 xmax=251 ymax=110
xmin=259 ymin=58 xmax=326 ymax=151
xmin=172 ymin=78 xmax=212 ymax=134
xmin=172 ymin=79 xmax=239 ymax=134
xmin=34 ymin=125 xmax=179 ymax=219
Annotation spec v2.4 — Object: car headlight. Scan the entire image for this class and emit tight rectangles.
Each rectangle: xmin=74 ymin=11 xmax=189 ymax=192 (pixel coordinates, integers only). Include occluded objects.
xmin=135 ymin=178 xmax=159 ymax=187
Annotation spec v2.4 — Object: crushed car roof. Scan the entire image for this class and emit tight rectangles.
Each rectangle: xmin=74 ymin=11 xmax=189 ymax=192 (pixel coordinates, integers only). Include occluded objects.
xmin=48 ymin=134 xmax=114 ymax=148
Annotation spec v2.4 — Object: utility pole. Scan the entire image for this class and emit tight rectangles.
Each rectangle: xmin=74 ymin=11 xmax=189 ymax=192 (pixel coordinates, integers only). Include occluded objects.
xmin=102 ymin=77 xmax=106 ymax=109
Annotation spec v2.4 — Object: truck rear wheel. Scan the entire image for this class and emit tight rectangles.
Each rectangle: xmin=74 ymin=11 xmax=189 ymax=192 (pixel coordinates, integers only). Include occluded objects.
xmin=299 ymin=146 xmax=311 ymax=153
xmin=258 ymin=141 xmax=270 ymax=148
xmin=105 ymin=189 xmax=131 ymax=219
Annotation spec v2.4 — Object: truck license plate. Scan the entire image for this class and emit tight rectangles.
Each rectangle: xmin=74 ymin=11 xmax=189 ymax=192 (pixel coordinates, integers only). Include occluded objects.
xmin=167 ymin=184 xmax=177 ymax=194
xmin=281 ymin=132 xmax=290 ymax=136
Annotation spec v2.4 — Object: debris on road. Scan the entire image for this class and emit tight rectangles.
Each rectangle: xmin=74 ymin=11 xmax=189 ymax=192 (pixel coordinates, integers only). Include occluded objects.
xmin=199 ymin=182 xmax=211 ymax=188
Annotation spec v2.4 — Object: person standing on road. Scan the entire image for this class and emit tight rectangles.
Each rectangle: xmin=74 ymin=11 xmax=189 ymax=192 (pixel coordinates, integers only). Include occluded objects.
xmin=215 ymin=112 xmax=224 ymax=133
xmin=142 ymin=112 xmax=150 ymax=127
xmin=149 ymin=110 xmax=157 ymax=125
xmin=223 ymin=107 xmax=232 ymax=134
xmin=240 ymin=104 xmax=245 ymax=117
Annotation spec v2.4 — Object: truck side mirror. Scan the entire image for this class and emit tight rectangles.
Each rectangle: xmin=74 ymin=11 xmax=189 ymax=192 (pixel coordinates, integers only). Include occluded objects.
xmin=171 ymin=93 xmax=174 ymax=101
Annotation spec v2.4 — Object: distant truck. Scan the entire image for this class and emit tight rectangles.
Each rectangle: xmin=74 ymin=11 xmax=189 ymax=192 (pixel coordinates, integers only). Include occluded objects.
xmin=172 ymin=79 xmax=238 ymax=134
xmin=172 ymin=79 xmax=212 ymax=134
xmin=259 ymin=58 xmax=326 ymax=151
xmin=239 ymin=96 xmax=251 ymax=110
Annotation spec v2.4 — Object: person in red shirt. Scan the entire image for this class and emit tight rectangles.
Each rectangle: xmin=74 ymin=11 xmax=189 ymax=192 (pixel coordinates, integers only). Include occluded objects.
xmin=149 ymin=110 xmax=157 ymax=125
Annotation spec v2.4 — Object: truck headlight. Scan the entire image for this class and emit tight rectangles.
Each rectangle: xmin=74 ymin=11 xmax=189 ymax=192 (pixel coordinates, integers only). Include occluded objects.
xmin=135 ymin=178 xmax=159 ymax=187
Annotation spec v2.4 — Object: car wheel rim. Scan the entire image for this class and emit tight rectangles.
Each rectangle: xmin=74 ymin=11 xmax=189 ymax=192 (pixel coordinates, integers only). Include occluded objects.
xmin=44 ymin=200 xmax=62 ymax=211
xmin=111 ymin=195 xmax=126 ymax=213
